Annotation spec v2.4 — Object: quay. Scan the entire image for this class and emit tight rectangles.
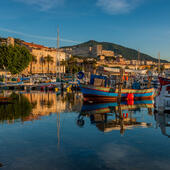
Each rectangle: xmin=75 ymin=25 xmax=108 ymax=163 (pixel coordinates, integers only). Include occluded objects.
xmin=0 ymin=82 xmax=80 ymax=92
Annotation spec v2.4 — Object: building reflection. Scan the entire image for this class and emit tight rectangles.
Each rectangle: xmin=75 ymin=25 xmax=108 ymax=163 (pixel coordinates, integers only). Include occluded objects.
xmin=77 ymin=100 xmax=154 ymax=135
xmin=23 ymin=92 xmax=83 ymax=121
xmin=0 ymin=92 xmax=83 ymax=123
xmin=154 ymin=111 xmax=170 ymax=138
xmin=0 ymin=93 xmax=33 ymax=124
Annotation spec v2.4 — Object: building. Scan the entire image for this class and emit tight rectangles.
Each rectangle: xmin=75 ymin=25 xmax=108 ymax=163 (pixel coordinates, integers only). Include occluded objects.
xmin=22 ymin=42 xmax=66 ymax=75
xmin=7 ymin=37 xmax=14 ymax=46
xmin=0 ymin=37 xmax=14 ymax=46
xmin=145 ymin=61 xmax=154 ymax=65
xmin=125 ymin=60 xmax=131 ymax=65
xmin=164 ymin=63 xmax=170 ymax=70
xmin=115 ymin=55 xmax=125 ymax=64
xmin=130 ymin=60 xmax=138 ymax=65
xmin=61 ymin=44 xmax=115 ymax=59
xmin=102 ymin=50 xmax=114 ymax=57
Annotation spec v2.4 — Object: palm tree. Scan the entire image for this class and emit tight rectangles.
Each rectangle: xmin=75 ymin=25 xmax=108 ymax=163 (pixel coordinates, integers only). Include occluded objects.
xmin=44 ymin=55 xmax=54 ymax=74
xmin=68 ymin=57 xmax=77 ymax=74
xmin=30 ymin=55 xmax=37 ymax=75
xmin=40 ymin=56 xmax=46 ymax=74
xmin=60 ymin=59 xmax=66 ymax=78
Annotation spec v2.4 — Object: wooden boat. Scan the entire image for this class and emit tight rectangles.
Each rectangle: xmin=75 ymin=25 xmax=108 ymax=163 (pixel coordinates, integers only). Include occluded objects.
xmin=80 ymin=84 xmax=154 ymax=102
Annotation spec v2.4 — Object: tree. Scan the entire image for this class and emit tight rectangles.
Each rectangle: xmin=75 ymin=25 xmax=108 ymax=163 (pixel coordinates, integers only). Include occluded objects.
xmin=0 ymin=44 xmax=31 ymax=74
xmin=60 ymin=59 xmax=66 ymax=78
xmin=40 ymin=56 xmax=46 ymax=74
xmin=65 ymin=57 xmax=83 ymax=74
xmin=30 ymin=55 xmax=37 ymax=74
xmin=44 ymin=55 xmax=54 ymax=74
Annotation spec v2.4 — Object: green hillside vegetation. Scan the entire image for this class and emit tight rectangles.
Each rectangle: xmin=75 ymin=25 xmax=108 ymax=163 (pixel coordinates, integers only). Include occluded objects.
xmin=63 ymin=40 xmax=168 ymax=63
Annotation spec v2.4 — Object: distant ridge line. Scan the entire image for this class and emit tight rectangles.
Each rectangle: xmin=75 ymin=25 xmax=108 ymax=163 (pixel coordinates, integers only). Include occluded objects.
xmin=61 ymin=40 xmax=168 ymax=63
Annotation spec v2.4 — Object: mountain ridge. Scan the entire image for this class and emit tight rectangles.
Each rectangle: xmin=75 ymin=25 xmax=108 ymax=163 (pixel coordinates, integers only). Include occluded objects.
xmin=62 ymin=40 xmax=168 ymax=63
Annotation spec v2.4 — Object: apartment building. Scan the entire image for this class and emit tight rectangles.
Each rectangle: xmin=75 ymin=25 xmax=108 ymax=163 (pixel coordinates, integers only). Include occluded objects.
xmin=22 ymin=42 xmax=66 ymax=75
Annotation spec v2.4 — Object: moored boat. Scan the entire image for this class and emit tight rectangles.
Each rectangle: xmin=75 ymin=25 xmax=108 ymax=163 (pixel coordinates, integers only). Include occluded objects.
xmin=80 ymin=84 xmax=154 ymax=102
xmin=79 ymin=74 xmax=154 ymax=102
xmin=155 ymin=71 xmax=170 ymax=113
xmin=155 ymin=84 xmax=170 ymax=113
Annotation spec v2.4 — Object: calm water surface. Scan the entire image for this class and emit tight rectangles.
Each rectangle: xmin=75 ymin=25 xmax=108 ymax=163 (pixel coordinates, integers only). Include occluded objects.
xmin=0 ymin=91 xmax=170 ymax=170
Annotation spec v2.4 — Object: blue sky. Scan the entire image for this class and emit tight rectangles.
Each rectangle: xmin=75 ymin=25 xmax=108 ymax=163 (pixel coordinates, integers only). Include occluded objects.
xmin=0 ymin=0 xmax=170 ymax=61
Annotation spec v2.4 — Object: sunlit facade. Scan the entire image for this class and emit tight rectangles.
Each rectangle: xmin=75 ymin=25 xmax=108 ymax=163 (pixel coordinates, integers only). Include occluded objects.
xmin=22 ymin=42 xmax=66 ymax=75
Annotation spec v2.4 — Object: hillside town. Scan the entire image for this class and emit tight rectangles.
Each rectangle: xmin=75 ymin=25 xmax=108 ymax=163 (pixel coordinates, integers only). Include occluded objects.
xmin=0 ymin=37 xmax=169 ymax=78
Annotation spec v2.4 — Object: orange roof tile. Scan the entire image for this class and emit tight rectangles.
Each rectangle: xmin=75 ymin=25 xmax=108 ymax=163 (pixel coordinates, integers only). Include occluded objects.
xmin=22 ymin=42 xmax=47 ymax=49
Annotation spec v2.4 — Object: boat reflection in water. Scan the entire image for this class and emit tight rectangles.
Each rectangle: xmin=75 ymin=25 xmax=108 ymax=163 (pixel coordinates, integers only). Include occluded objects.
xmin=154 ymin=111 xmax=170 ymax=138
xmin=77 ymin=100 xmax=154 ymax=134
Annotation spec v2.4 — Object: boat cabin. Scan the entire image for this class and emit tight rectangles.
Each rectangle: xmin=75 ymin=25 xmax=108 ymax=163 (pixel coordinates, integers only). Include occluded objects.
xmin=90 ymin=74 xmax=108 ymax=87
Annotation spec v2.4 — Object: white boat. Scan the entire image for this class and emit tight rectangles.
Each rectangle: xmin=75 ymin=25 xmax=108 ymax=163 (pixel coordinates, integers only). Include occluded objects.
xmin=155 ymin=84 xmax=170 ymax=112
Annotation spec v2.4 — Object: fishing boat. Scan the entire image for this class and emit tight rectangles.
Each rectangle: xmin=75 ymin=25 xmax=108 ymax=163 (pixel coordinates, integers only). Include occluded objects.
xmin=79 ymin=74 xmax=154 ymax=102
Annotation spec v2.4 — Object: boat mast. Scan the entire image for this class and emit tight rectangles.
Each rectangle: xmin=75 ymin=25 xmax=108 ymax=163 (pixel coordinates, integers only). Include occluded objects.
xmin=138 ymin=49 xmax=140 ymax=69
xmin=57 ymin=26 xmax=60 ymax=80
xmin=158 ymin=52 xmax=161 ymax=75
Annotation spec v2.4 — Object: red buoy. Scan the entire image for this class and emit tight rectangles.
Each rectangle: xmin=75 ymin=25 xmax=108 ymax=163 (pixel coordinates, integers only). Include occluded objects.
xmin=127 ymin=93 xmax=134 ymax=100
xmin=127 ymin=100 xmax=134 ymax=105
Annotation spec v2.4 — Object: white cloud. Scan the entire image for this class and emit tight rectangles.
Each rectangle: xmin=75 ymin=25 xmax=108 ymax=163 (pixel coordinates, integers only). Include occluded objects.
xmin=96 ymin=0 xmax=142 ymax=14
xmin=14 ymin=0 xmax=65 ymax=11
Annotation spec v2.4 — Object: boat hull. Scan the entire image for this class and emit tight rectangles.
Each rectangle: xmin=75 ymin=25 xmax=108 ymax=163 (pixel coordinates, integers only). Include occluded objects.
xmin=80 ymin=84 xmax=154 ymax=102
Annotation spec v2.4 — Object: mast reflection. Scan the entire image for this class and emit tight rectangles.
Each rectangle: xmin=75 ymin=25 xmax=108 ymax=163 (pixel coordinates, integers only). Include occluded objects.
xmin=77 ymin=100 xmax=154 ymax=135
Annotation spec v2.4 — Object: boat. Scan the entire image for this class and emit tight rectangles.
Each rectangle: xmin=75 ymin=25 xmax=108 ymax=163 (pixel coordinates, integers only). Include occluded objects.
xmin=79 ymin=74 xmax=154 ymax=102
xmin=155 ymin=71 xmax=170 ymax=113
xmin=155 ymin=84 xmax=170 ymax=113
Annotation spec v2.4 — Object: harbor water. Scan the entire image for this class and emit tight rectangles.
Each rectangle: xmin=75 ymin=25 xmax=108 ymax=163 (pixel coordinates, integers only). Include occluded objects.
xmin=0 ymin=91 xmax=170 ymax=170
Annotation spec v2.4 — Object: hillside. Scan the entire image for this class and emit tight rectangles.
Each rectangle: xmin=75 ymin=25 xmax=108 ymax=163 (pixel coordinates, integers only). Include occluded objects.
xmin=62 ymin=40 xmax=168 ymax=63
